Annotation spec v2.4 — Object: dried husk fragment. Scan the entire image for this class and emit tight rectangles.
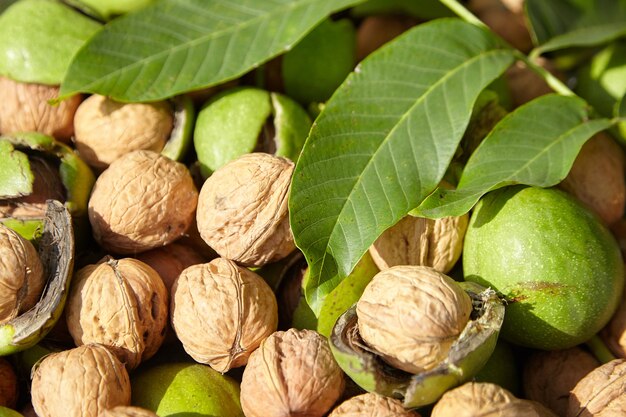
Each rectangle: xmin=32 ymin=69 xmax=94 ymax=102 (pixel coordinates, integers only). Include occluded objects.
xmin=568 ymin=359 xmax=626 ymax=417
xmin=240 ymin=328 xmax=345 ymax=417
xmin=328 ymin=392 xmax=420 ymax=416
xmin=0 ymin=357 xmax=17 ymax=408
xmin=66 ymin=257 xmax=169 ymax=370
xmin=431 ymin=382 xmax=558 ymax=417
xmin=369 ymin=214 xmax=468 ymax=273
xmin=171 ymin=258 xmax=277 ymax=372
xmin=196 ymin=152 xmax=295 ymax=267
xmin=88 ymin=150 xmax=198 ymax=254
xmin=31 ymin=344 xmax=131 ymax=417
xmin=357 ymin=266 xmax=472 ymax=374
xmin=99 ymin=406 xmax=159 ymax=417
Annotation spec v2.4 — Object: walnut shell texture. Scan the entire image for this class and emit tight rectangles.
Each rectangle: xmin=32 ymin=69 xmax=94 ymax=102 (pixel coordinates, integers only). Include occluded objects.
xmin=356 ymin=265 xmax=472 ymax=374
xmin=88 ymin=150 xmax=198 ymax=254
xmin=100 ymin=406 xmax=159 ymax=417
xmin=369 ymin=214 xmax=468 ymax=273
xmin=523 ymin=347 xmax=599 ymax=416
xmin=240 ymin=328 xmax=345 ymax=417
xmin=66 ymin=257 xmax=169 ymax=370
xmin=0 ymin=357 xmax=17 ymax=408
xmin=568 ymin=359 xmax=626 ymax=417
xmin=31 ymin=344 xmax=131 ymax=417
xmin=0 ymin=76 xmax=81 ymax=142
xmin=602 ymin=287 xmax=626 ymax=359
xmin=171 ymin=257 xmax=277 ymax=372
xmin=196 ymin=152 xmax=295 ymax=267
xmin=74 ymin=95 xmax=173 ymax=170
xmin=432 ymin=382 xmax=557 ymax=417
xmin=328 ymin=392 xmax=420 ymax=417
xmin=0 ymin=223 xmax=45 ymax=324
xmin=135 ymin=242 xmax=205 ymax=292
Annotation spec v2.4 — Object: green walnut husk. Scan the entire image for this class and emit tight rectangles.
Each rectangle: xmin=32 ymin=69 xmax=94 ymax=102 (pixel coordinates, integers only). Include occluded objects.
xmin=330 ymin=281 xmax=504 ymax=408
xmin=0 ymin=407 xmax=24 ymax=417
xmin=194 ymin=87 xmax=311 ymax=178
xmin=0 ymin=0 xmax=100 ymax=85
xmin=161 ymin=95 xmax=195 ymax=162
xmin=64 ymin=0 xmax=155 ymax=20
xmin=0 ymin=200 xmax=74 ymax=355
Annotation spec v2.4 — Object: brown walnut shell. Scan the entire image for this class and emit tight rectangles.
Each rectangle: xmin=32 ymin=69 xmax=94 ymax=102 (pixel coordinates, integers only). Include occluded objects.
xmin=0 ymin=357 xmax=18 ymax=408
xmin=66 ymin=257 xmax=169 ymax=370
xmin=0 ymin=223 xmax=45 ymax=324
xmin=0 ymin=76 xmax=81 ymax=142
xmin=100 ymin=406 xmax=159 ymax=417
xmin=432 ymin=382 xmax=558 ymax=417
xmin=356 ymin=265 xmax=472 ymax=374
xmin=74 ymin=95 xmax=173 ymax=171
xmin=328 ymin=392 xmax=420 ymax=417
xmin=31 ymin=344 xmax=131 ymax=417
xmin=171 ymin=257 xmax=277 ymax=372
xmin=196 ymin=152 xmax=295 ymax=267
xmin=369 ymin=213 xmax=468 ymax=273
xmin=88 ymin=150 xmax=198 ymax=254
xmin=135 ymin=242 xmax=205 ymax=292
xmin=602 ymin=286 xmax=626 ymax=359
xmin=568 ymin=359 xmax=626 ymax=417
xmin=240 ymin=328 xmax=345 ymax=417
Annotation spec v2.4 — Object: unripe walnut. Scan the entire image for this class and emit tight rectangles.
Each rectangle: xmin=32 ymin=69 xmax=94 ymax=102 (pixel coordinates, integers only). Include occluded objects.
xmin=196 ymin=152 xmax=295 ymax=267
xmin=0 ymin=76 xmax=81 ymax=142
xmin=0 ymin=223 xmax=45 ymax=324
xmin=74 ymin=95 xmax=173 ymax=171
xmin=356 ymin=266 xmax=472 ymax=374
xmin=240 ymin=329 xmax=345 ymax=417
xmin=171 ymin=258 xmax=277 ymax=372
xmin=100 ymin=406 xmax=159 ymax=417
xmin=432 ymin=382 xmax=557 ymax=417
xmin=568 ymin=359 xmax=626 ymax=417
xmin=31 ymin=344 xmax=131 ymax=417
xmin=0 ymin=357 xmax=18 ymax=409
xmin=369 ymin=213 xmax=468 ymax=273
xmin=135 ymin=242 xmax=205 ymax=292
xmin=66 ymin=257 xmax=169 ymax=370
xmin=88 ymin=150 xmax=198 ymax=254
xmin=329 ymin=392 xmax=420 ymax=417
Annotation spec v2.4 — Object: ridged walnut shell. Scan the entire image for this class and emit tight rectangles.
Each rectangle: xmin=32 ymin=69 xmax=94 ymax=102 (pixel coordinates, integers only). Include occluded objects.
xmin=431 ymin=382 xmax=557 ymax=417
xmin=357 ymin=266 xmax=472 ymax=374
xmin=0 ymin=357 xmax=17 ymax=408
xmin=0 ymin=223 xmax=45 ymax=324
xmin=196 ymin=152 xmax=295 ymax=267
xmin=74 ymin=95 xmax=173 ymax=171
xmin=523 ymin=347 xmax=599 ymax=416
xmin=0 ymin=76 xmax=81 ymax=142
xmin=369 ymin=214 xmax=468 ymax=273
xmin=240 ymin=328 xmax=345 ymax=417
xmin=171 ymin=257 xmax=277 ymax=372
xmin=135 ymin=242 xmax=205 ymax=292
xmin=66 ymin=257 xmax=169 ymax=370
xmin=328 ymin=392 xmax=420 ymax=417
xmin=602 ymin=287 xmax=626 ymax=359
xmin=88 ymin=150 xmax=198 ymax=254
xmin=568 ymin=359 xmax=626 ymax=417
xmin=100 ymin=406 xmax=159 ymax=417
xmin=31 ymin=344 xmax=131 ymax=417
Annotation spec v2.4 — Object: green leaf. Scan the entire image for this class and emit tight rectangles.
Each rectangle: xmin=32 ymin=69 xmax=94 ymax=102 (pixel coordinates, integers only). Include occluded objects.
xmin=415 ymin=95 xmax=613 ymax=218
xmin=59 ymin=0 xmax=364 ymax=102
xmin=527 ymin=0 xmax=626 ymax=56
xmin=616 ymin=94 xmax=626 ymax=119
xmin=289 ymin=18 xmax=514 ymax=314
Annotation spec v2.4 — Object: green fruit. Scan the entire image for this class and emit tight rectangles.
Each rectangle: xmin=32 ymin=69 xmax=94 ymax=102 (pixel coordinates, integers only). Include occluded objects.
xmin=464 ymin=185 xmax=624 ymax=350
xmin=131 ymin=363 xmax=243 ymax=417
xmin=0 ymin=407 xmax=24 ymax=417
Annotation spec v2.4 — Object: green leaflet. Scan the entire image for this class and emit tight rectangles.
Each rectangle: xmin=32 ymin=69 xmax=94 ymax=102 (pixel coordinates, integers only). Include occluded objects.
xmin=59 ymin=0 xmax=364 ymax=102
xmin=415 ymin=95 xmax=613 ymax=218
xmin=289 ymin=18 xmax=515 ymax=314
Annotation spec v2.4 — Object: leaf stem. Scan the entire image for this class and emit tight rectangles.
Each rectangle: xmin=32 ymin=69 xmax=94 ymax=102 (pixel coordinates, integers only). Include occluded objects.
xmin=585 ymin=334 xmax=616 ymax=364
xmin=438 ymin=0 xmax=487 ymax=29
xmin=514 ymin=51 xmax=575 ymax=97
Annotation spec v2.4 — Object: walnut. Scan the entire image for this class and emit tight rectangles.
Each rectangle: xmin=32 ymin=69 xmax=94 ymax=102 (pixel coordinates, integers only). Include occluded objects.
xmin=560 ymin=132 xmax=625 ymax=226
xmin=369 ymin=213 xmax=468 ymax=273
xmin=196 ymin=152 xmax=296 ymax=267
xmin=171 ymin=257 xmax=277 ymax=372
xmin=66 ymin=257 xmax=169 ymax=370
xmin=88 ymin=150 xmax=198 ymax=254
xmin=568 ymin=359 xmax=626 ymax=417
xmin=74 ymin=95 xmax=173 ymax=171
xmin=523 ymin=347 xmax=599 ymax=416
xmin=0 ymin=76 xmax=81 ymax=142
xmin=328 ymin=392 xmax=420 ymax=416
xmin=135 ymin=242 xmax=205 ymax=292
xmin=100 ymin=406 xmax=159 ymax=417
xmin=0 ymin=357 xmax=17 ymax=409
xmin=31 ymin=344 xmax=131 ymax=417
xmin=431 ymin=382 xmax=558 ymax=417
xmin=356 ymin=265 xmax=472 ymax=374
xmin=0 ymin=223 xmax=45 ymax=324
xmin=240 ymin=328 xmax=345 ymax=417
xmin=602 ymin=288 xmax=626 ymax=359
